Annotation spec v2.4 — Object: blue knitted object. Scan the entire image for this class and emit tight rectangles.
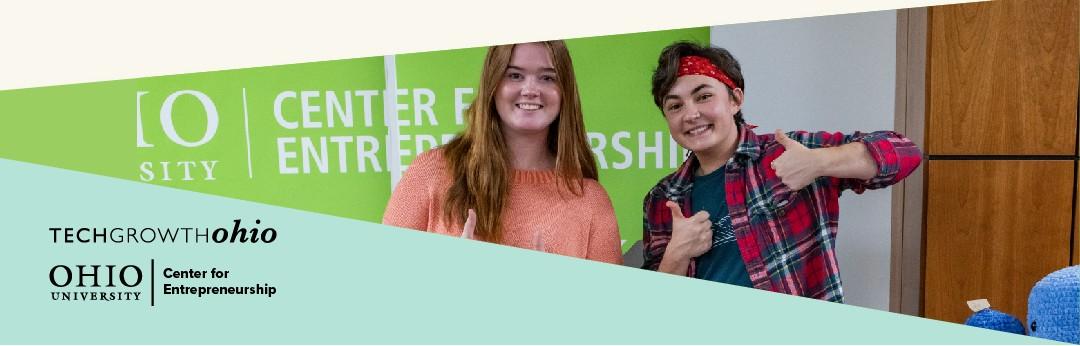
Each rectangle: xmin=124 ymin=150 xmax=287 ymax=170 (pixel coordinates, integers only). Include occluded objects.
xmin=965 ymin=308 xmax=1025 ymax=335
xmin=1028 ymin=266 xmax=1080 ymax=344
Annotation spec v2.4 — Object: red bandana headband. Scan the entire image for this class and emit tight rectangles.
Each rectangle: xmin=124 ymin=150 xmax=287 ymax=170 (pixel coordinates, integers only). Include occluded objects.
xmin=677 ymin=55 xmax=738 ymax=91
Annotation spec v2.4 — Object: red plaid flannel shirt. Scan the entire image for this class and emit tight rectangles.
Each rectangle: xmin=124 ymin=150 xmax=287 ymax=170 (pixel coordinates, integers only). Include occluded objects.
xmin=642 ymin=125 xmax=922 ymax=302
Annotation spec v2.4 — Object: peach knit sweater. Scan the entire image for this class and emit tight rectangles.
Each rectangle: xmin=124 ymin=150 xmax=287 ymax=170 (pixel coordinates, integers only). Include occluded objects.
xmin=382 ymin=149 xmax=623 ymax=264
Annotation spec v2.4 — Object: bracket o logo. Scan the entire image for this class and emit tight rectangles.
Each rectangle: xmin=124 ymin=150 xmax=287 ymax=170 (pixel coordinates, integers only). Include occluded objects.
xmin=136 ymin=90 xmax=219 ymax=148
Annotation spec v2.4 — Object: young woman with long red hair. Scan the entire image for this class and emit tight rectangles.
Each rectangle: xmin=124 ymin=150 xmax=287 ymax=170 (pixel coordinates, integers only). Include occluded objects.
xmin=382 ymin=41 xmax=622 ymax=264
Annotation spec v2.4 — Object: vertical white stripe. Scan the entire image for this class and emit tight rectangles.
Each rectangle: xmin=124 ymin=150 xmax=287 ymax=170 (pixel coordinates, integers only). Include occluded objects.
xmin=135 ymin=91 xmax=153 ymax=148
xmin=242 ymin=88 xmax=253 ymax=179
xmin=384 ymin=55 xmax=402 ymax=189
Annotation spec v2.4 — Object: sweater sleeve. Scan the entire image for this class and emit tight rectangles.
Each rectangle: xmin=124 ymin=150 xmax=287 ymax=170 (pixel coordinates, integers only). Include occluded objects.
xmin=382 ymin=150 xmax=440 ymax=231
xmin=585 ymin=181 xmax=624 ymax=265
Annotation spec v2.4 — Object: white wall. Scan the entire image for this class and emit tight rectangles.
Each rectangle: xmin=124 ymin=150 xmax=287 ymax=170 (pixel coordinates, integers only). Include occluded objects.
xmin=711 ymin=10 xmax=897 ymax=310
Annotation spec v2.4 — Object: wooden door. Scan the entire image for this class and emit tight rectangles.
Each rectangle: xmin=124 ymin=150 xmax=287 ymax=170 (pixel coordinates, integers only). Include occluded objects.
xmin=924 ymin=160 xmax=1073 ymax=323
xmin=926 ymin=0 xmax=1079 ymax=156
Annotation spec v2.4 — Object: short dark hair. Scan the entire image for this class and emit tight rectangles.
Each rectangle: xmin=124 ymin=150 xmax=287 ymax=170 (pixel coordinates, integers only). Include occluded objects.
xmin=651 ymin=41 xmax=746 ymax=125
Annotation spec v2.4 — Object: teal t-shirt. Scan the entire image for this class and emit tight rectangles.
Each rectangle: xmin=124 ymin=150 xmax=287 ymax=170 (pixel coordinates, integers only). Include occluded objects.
xmin=691 ymin=166 xmax=753 ymax=287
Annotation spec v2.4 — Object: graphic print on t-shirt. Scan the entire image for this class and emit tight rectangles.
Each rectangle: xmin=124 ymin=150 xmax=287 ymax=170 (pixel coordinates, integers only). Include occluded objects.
xmin=712 ymin=214 xmax=734 ymax=248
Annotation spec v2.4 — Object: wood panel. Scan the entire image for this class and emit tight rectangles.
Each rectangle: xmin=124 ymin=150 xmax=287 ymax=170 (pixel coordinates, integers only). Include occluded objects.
xmin=927 ymin=0 xmax=1079 ymax=155
xmin=1075 ymin=162 xmax=1080 ymax=266
xmin=924 ymin=160 xmax=1073 ymax=324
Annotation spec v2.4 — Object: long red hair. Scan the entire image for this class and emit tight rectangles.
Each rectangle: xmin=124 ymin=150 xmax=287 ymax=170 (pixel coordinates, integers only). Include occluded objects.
xmin=441 ymin=41 xmax=598 ymax=242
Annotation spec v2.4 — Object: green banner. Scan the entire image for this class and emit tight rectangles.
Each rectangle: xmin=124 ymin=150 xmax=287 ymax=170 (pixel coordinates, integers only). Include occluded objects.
xmin=0 ymin=28 xmax=707 ymax=251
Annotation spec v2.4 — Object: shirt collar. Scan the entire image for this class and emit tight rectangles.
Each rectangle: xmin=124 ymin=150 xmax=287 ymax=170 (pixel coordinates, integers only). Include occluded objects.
xmin=665 ymin=123 xmax=762 ymax=197
xmin=733 ymin=123 xmax=763 ymax=161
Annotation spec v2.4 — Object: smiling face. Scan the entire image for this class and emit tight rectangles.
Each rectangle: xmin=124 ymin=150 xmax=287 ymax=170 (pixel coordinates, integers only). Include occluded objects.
xmin=662 ymin=74 xmax=743 ymax=159
xmin=494 ymin=43 xmax=562 ymax=138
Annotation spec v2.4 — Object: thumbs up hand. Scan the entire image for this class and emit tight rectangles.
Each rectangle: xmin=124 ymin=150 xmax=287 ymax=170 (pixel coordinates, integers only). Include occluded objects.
xmin=666 ymin=201 xmax=713 ymax=260
xmin=460 ymin=210 xmax=551 ymax=253
xmin=772 ymin=129 xmax=824 ymax=191
xmin=461 ymin=209 xmax=477 ymax=240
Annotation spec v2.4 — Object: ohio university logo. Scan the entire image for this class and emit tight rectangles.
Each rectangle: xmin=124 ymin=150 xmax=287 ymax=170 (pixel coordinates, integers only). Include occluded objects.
xmin=49 ymin=264 xmax=144 ymax=302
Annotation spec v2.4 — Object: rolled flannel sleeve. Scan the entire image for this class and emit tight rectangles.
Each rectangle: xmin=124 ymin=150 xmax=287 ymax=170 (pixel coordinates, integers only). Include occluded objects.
xmin=786 ymin=130 xmax=922 ymax=194
xmin=843 ymin=131 xmax=922 ymax=193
